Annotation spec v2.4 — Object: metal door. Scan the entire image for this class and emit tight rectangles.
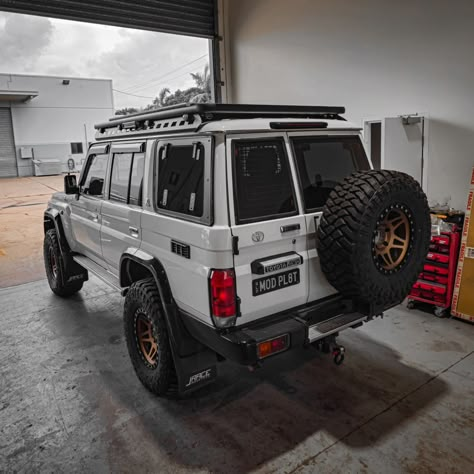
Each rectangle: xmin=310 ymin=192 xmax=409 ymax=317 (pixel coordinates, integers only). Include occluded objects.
xmin=383 ymin=116 xmax=425 ymax=186
xmin=100 ymin=144 xmax=145 ymax=275
xmin=0 ymin=108 xmax=17 ymax=177
xmin=69 ymin=145 xmax=109 ymax=265
xmin=226 ymin=134 xmax=309 ymax=325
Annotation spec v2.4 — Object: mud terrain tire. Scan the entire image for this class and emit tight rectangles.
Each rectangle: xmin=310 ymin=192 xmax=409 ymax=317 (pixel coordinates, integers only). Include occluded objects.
xmin=317 ymin=170 xmax=430 ymax=307
xmin=123 ymin=278 xmax=178 ymax=397
xmin=44 ymin=229 xmax=83 ymax=297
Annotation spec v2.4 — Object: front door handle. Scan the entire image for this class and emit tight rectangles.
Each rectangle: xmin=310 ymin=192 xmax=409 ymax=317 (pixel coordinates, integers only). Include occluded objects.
xmin=91 ymin=214 xmax=99 ymax=223
xmin=129 ymin=226 xmax=139 ymax=237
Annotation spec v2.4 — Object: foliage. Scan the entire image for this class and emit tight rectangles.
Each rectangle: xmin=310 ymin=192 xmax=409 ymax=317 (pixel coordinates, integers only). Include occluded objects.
xmin=115 ymin=107 xmax=139 ymax=116
xmin=115 ymin=64 xmax=212 ymax=116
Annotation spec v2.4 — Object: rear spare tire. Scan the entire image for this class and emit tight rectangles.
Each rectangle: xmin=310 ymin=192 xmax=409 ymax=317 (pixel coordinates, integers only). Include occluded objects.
xmin=316 ymin=170 xmax=430 ymax=308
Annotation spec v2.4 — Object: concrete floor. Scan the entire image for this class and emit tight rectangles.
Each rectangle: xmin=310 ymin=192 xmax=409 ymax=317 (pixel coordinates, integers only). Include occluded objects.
xmin=1 ymin=277 xmax=474 ymax=473
xmin=0 ymin=175 xmax=65 ymax=288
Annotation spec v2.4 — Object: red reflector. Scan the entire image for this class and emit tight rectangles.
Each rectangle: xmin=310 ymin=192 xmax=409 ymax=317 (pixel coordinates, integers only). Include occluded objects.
xmin=257 ymin=334 xmax=289 ymax=359
xmin=209 ymin=269 xmax=236 ymax=318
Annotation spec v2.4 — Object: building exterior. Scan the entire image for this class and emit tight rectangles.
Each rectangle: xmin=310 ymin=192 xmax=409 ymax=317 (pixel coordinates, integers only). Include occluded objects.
xmin=218 ymin=0 xmax=474 ymax=211
xmin=0 ymin=74 xmax=114 ymax=178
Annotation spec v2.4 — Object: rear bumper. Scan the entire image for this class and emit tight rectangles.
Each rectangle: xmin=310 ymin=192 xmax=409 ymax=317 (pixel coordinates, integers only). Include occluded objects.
xmin=180 ymin=295 xmax=371 ymax=366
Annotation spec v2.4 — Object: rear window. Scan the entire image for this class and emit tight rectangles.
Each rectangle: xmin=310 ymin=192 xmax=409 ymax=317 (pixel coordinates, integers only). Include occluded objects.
xmin=233 ymin=139 xmax=297 ymax=224
xmin=157 ymin=143 xmax=204 ymax=217
xmin=292 ymin=136 xmax=369 ymax=211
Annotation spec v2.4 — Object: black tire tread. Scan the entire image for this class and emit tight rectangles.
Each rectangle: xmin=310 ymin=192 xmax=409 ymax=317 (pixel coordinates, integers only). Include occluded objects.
xmin=317 ymin=170 xmax=430 ymax=305
xmin=43 ymin=229 xmax=83 ymax=297
xmin=123 ymin=278 xmax=178 ymax=398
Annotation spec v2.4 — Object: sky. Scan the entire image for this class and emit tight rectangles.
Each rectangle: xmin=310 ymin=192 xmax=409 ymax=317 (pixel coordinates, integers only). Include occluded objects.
xmin=0 ymin=12 xmax=209 ymax=109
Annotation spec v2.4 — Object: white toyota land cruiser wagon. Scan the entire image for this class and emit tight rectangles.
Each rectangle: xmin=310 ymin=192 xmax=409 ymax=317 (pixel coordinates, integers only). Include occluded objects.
xmin=43 ymin=104 xmax=430 ymax=397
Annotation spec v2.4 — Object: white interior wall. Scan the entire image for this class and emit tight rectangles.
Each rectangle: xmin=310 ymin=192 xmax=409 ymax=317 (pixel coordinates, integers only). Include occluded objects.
xmin=224 ymin=0 xmax=474 ymax=210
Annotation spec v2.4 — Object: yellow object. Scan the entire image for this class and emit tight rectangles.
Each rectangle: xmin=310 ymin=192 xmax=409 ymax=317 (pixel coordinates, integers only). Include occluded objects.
xmin=452 ymin=168 xmax=474 ymax=322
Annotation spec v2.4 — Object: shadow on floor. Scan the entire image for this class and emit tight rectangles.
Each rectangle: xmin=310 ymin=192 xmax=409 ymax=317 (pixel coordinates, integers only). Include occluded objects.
xmin=1 ymin=286 xmax=449 ymax=473
xmin=74 ymin=310 xmax=447 ymax=472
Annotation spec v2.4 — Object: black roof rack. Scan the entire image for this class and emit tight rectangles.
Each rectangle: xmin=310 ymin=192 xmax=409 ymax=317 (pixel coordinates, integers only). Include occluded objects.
xmin=94 ymin=103 xmax=346 ymax=141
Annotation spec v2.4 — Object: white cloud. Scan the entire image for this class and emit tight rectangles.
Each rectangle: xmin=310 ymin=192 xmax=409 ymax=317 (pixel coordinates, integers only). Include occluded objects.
xmin=0 ymin=13 xmax=53 ymax=71
xmin=0 ymin=12 xmax=209 ymax=108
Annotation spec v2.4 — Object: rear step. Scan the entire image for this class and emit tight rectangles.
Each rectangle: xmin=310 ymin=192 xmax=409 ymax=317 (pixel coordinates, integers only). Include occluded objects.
xmin=307 ymin=312 xmax=367 ymax=342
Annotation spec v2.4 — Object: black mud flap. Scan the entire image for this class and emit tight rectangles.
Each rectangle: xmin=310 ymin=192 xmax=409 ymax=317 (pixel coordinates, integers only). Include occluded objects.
xmin=63 ymin=254 xmax=89 ymax=286
xmin=172 ymin=348 xmax=218 ymax=395
xmin=163 ymin=303 xmax=218 ymax=395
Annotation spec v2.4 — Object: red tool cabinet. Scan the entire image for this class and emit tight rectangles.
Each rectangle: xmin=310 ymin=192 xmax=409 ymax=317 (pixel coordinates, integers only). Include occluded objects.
xmin=407 ymin=226 xmax=461 ymax=317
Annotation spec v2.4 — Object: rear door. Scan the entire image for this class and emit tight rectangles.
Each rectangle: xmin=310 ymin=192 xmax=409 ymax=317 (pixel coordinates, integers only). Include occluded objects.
xmin=289 ymin=133 xmax=371 ymax=303
xmin=100 ymin=142 xmax=146 ymax=274
xmin=226 ymin=134 xmax=309 ymax=325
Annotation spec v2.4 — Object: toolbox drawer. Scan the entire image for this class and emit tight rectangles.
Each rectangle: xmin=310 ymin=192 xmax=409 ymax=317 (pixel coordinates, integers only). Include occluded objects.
xmin=432 ymin=234 xmax=450 ymax=246
xmin=410 ymin=288 xmax=446 ymax=304
xmin=426 ymin=252 xmax=450 ymax=264
xmin=419 ymin=272 xmax=449 ymax=285
xmin=423 ymin=263 xmax=449 ymax=275
xmin=412 ymin=279 xmax=447 ymax=295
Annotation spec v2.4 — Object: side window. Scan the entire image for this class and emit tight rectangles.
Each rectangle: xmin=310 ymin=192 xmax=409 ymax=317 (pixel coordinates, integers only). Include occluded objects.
xmin=157 ymin=143 xmax=204 ymax=217
xmin=129 ymin=153 xmax=145 ymax=206
xmin=232 ymin=139 xmax=297 ymax=224
xmin=81 ymin=153 xmax=108 ymax=197
xmin=109 ymin=151 xmax=145 ymax=206
xmin=292 ymin=136 xmax=370 ymax=211
xmin=110 ymin=153 xmax=133 ymax=203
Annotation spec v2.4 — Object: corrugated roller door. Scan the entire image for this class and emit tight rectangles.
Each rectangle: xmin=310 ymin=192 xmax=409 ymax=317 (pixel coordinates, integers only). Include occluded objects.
xmin=0 ymin=0 xmax=215 ymax=38
xmin=0 ymin=108 xmax=17 ymax=178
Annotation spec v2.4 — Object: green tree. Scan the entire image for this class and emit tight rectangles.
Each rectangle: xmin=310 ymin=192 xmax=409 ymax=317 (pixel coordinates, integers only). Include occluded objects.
xmin=115 ymin=107 xmax=139 ymax=116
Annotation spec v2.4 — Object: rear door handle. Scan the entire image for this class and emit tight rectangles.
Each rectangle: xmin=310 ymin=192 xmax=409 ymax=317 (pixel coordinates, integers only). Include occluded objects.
xmin=280 ymin=224 xmax=300 ymax=233
xmin=129 ymin=226 xmax=139 ymax=237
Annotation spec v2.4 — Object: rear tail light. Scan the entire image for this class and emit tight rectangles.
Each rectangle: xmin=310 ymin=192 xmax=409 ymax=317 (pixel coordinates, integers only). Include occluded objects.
xmin=257 ymin=334 xmax=289 ymax=359
xmin=209 ymin=269 xmax=237 ymax=328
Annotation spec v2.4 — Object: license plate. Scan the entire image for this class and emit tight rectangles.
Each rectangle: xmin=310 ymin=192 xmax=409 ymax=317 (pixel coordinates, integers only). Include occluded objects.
xmin=252 ymin=269 xmax=300 ymax=296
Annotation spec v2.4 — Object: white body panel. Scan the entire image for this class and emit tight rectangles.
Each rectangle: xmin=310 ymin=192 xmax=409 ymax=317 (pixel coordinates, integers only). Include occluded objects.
xmin=48 ymin=117 xmax=367 ymax=328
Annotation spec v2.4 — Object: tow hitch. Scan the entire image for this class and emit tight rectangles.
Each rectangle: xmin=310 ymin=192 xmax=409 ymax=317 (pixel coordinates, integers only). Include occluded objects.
xmin=312 ymin=334 xmax=346 ymax=365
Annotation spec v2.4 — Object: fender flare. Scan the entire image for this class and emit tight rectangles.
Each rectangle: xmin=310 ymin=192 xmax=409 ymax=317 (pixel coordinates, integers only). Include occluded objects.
xmin=44 ymin=208 xmax=70 ymax=256
xmin=120 ymin=249 xmax=202 ymax=358
xmin=44 ymin=208 xmax=88 ymax=284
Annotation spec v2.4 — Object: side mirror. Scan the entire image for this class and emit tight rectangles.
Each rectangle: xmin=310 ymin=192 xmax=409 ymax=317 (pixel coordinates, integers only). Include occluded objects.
xmin=65 ymin=174 xmax=79 ymax=195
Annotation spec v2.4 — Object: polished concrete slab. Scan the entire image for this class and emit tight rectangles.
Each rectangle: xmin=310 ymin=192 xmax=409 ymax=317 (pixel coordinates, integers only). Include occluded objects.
xmin=1 ymin=277 xmax=473 ymax=473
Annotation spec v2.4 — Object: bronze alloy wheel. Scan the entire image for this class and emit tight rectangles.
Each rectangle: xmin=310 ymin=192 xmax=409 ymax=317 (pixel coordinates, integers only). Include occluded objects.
xmin=372 ymin=204 xmax=413 ymax=273
xmin=49 ymin=247 xmax=58 ymax=279
xmin=135 ymin=312 xmax=158 ymax=368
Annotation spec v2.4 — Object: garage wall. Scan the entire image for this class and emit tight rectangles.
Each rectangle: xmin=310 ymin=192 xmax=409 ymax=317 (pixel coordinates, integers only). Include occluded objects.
xmin=224 ymin=0 xmax=474 ymax=210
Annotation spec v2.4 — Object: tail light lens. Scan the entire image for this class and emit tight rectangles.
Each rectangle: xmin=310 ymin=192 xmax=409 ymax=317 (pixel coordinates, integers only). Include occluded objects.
xmin=209 ymin=269 xmax=237 ymax=328
xmin=257 ymin=334 xmax=289 ymax=359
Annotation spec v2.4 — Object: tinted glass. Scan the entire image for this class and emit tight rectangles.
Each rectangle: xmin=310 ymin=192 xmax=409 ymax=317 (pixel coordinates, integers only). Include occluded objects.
xmin=82 ymin=153 xmax=108 ymax=196
xmin=233 ymin=139 xmax=297 ymax=223
xmin=292 ymin=136 xmax=369 ymax=210
xmin=110 ymin=153 xmax=133 ymax=203
xmin=157 ymin=143 xmax=204 ymax=217
xmin=129 ymin=152 xmax=145 ymax=206
xmin=71 ymin=142 xmax=83 ymax=154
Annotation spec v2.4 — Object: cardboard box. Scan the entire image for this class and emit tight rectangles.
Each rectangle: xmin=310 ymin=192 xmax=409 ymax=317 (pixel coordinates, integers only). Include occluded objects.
xmin=451 ymin=167 xmax=474 ymax=321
